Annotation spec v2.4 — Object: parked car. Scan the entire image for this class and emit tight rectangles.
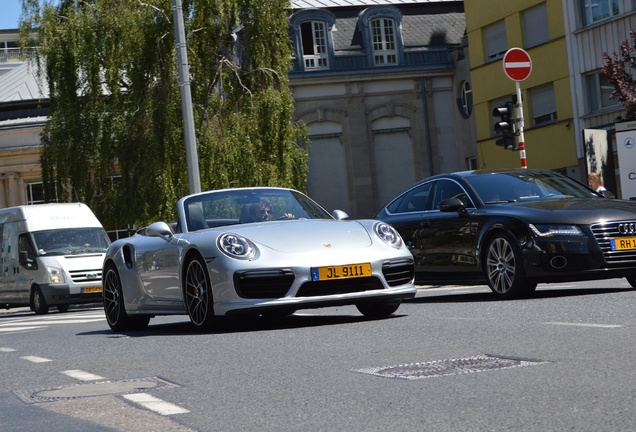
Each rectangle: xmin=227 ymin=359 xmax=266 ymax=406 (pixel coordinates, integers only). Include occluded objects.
xmin=103 ymin=187 xmax=416 ymax=331
xmin=374 ymin=168 xmax=636 ymax=298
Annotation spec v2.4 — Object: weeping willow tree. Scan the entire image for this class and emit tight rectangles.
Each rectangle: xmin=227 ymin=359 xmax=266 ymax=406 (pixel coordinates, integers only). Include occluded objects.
xmin=20 ymin=0 xmax=308 ymax=230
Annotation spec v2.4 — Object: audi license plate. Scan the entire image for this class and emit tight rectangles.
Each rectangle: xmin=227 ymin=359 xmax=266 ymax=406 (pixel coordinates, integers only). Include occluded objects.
xmin=311 ymin=263 xmax=372 ymax=281
xmin=610 ymin=238 xmax=636 ymax=251
xmin=82 ymin=286 xmax=102 ymax=294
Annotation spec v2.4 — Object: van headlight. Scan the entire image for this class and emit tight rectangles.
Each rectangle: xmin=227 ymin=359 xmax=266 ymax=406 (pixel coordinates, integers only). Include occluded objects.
xmin=47 ymin=266 xmax=65 ymax=284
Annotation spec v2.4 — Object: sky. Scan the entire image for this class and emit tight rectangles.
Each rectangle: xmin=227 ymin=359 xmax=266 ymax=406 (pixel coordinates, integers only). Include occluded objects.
xmin=1 ymin=0 xmax=23 ymax=29
xmin=0 ymin=1 xmax=61 ymax=30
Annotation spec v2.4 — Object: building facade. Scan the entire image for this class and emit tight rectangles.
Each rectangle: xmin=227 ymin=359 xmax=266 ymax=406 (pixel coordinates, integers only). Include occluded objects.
xmin=466 ymin=0 xmax=636 ymax=197
xmin=289 ymin=0 xmax=475 ymax=218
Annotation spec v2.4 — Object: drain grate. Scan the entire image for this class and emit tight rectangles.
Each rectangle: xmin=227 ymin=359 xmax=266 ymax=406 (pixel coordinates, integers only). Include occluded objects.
xmin=12 ymin=376 xmax=180 ymax=404
xmin=356 ymin=354 xmax=550 ymax=380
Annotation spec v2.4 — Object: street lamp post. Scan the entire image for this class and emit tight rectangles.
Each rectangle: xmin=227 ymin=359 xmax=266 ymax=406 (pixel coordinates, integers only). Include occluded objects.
xmin=171 ymin=0 xmax=201 ymax=194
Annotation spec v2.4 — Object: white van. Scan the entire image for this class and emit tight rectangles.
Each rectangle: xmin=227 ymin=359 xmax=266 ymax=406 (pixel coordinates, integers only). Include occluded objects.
xmin=0 ymin=203 xmax=110 ymax=314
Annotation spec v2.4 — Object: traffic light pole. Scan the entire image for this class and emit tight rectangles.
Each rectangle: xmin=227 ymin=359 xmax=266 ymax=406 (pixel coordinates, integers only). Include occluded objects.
xmin=514 ymin=81 xmax=527 ymax=169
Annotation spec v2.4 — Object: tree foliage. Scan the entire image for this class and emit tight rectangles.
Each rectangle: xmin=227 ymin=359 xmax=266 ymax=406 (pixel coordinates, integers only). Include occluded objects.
xmin=602 ymin=28 xmax=636 ymax=121
xmin=20 ymin=0 xmax=308 ymax=230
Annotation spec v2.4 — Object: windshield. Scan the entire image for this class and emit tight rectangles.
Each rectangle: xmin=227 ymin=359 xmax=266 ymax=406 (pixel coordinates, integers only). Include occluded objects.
xmin=32 ymin=228 xmax=110 ymax=256
xmin=183 ymin=188 xmax=333 ymax=231
xmin=465 ymin=171 xmax=599 ymax=204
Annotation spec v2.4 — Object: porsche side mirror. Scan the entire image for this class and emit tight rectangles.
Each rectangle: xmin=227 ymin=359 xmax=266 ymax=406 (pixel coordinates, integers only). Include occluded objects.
xmin=332 ymin=209 xmax=349 ymax=220
xmin=146 ymin=221 xmax=174 ymax=241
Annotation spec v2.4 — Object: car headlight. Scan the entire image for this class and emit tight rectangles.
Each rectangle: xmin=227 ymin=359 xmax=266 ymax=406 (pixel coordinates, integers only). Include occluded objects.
xmin=374 ymin=222 xmax=403 ymax=249
xmin=218 ymin=233 xmax=256 ymax=259
xmin=529 ymin=224 xmax=584 ymax=237
xmin=47 ymin=266 xmax=65 ymax=284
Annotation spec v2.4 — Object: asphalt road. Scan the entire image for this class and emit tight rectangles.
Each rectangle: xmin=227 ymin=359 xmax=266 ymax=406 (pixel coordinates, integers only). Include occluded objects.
xmin=1 ymin=279 xmax=635 ymax=431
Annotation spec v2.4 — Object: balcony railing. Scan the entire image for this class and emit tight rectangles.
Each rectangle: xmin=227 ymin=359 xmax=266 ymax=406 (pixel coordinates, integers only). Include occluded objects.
xmin=0 ymin=48 xmax=37 ymax=64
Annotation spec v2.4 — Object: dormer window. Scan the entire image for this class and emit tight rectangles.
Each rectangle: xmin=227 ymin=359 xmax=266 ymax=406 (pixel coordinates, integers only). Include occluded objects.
xmin=359 ymin=6 xmax=403 ymax=67
xmin=301 ymin=21 xmax=328 ymax=69
xmin=371 ymin=18 xmax=397 ymax=65
xmin=290 ymin=9 xmax=336 ymax=72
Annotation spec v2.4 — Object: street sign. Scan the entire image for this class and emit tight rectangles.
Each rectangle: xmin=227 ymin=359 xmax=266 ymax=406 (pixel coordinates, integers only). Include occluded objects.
xmin=503 ymin=48 xmax=532 ymax=81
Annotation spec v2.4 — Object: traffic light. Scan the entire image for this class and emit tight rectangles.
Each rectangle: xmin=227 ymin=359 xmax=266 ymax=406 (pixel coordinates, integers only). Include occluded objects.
xmin=493 ymin=102 xmax=518 ymax=151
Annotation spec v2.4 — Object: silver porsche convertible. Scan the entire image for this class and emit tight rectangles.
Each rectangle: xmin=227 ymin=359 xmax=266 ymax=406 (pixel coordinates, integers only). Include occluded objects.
xmin=102 ymin=187 xmax=416 ymax=331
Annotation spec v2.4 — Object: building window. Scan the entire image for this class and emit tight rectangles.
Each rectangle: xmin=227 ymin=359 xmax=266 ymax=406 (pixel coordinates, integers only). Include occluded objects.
xmin=523 ymin=3 xmax=549 ymax=48
xmin=371 ymin=18 xmax=397 ymax=66
xmin=467 ymin=157 xmax=478 ymax=170
xmin=581 ymin=0 xmax=619 ymax=26
xmin=300 ymin=20 xmax=328 ymax=69
xmin=485 ymin=20 xmax=507 ymax=62
xmin=26 ymin=182 xmax=46 ymax=205
xmin=586 ymin=71 xmax=621 ymax=112
xmin=531 ymin=84 xmax=557 ymax=125
xmin=458 ymin=81 xmax=473 ymax=118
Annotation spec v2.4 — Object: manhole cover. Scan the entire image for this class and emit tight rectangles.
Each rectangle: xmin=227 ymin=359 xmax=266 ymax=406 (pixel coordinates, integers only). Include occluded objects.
xmin=356 ymin=354 xmax=549 ymax=380
xmin=13 ymin=376 xmax=180 ymax=404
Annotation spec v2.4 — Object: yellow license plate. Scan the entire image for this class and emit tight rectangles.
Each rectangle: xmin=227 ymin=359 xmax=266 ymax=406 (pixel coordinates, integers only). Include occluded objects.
xmin=311 ymin=263 xmax=372 ymax=281
xmin=83 ymin=286 xmax=102 ymax=294
xmin=610 ymin=237 xmax=636 ymax=251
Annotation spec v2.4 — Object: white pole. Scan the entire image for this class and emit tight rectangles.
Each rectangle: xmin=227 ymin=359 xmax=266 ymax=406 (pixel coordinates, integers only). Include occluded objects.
xmin=515 ymin=81 xmax=527 ymax=168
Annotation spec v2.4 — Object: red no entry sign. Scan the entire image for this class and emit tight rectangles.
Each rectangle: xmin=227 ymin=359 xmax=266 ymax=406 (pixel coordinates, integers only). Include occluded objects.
xmin=503 ymin=48 xmax=532 ymax=81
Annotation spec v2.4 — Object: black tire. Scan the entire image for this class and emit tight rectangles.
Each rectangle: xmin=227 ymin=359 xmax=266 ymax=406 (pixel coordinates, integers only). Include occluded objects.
xmin=31 ymin=286 xmax=49 ymax=315
xmin=56 ymin=304 xmax=70 ymax=313
xmin=103 ymin=263 xmax=150 ymax=331
xmin=484 ymin=232 xmax=535 ymax=298
xmin=626 ymin=276 xmax=636 ymax=289
xmin=184 ymin=254 xmax=216 ymax=331
xmin=356 ymin=300 xmax=402 ymax=317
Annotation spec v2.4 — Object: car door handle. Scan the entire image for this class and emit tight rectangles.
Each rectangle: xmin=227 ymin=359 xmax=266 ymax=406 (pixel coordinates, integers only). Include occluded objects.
xmin=420 ymin=220 xmax=431 ymax=227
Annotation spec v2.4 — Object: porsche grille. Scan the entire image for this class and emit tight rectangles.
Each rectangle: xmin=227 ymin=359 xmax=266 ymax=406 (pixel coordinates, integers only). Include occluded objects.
xmin=234 ymin=269 xmax=295 ymax=299
xmin=296 ymin=277 xmax=384 ymax=297
xmin=382 ymin=258 xmax=414 ymax=286
xmin=591 ymin=221 xmax=636 ymax=264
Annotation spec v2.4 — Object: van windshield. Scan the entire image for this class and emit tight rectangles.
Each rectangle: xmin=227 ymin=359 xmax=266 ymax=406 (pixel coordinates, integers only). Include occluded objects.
xmin=32 ymin=228 xmax=110 ymax=256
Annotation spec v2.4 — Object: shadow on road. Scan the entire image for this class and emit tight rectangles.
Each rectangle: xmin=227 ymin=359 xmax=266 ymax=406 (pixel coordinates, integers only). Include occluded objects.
xmin=79 ymin=312 xmax=407 ymax=337
xmin=407 ymin=286 xmax=633 ymax=304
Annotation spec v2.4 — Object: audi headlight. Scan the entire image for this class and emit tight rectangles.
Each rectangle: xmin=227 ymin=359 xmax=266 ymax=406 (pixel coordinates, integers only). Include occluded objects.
xmin=218 ymin=233 xmax=256 ymax=259
xmin=374 ymin=222 xmax=403 ymax=249
xmin=529 ymin=224 xmax=583 ymax=237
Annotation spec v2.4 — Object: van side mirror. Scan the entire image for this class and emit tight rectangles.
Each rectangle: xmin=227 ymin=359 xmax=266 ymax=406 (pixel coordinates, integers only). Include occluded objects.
xmin=19 ymin=251 xmax=36 ymax=269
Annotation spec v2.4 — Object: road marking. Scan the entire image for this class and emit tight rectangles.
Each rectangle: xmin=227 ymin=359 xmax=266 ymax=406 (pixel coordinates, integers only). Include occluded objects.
xmin=61 ymin=370 xmax=105 ymax=381
xmin=21 ymin=355 xmax=52 ymax=363
xmin=0 ymin=311 xmax=105 ymax=335
xmin=123 ymin=393 xmax=190 ymax=415
xmin=544 ymin=321 xmax=623 ymax=328
xmin=0 ymin=347 xmax=17 ymax=352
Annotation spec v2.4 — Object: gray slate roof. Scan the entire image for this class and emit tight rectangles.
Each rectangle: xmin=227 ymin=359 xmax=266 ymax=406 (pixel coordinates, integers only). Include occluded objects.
xmin=292 ymin=0 xmax=461 ymax=8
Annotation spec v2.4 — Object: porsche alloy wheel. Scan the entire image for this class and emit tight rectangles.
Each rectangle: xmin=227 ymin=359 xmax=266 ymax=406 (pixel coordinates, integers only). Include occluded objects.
xmin=485 ymin=232 xmax=535 ymax=299
xmin=184 ymin=254 xmax=216 ymax=330
xmin=103 ymin=264 xmax=150 ymax=331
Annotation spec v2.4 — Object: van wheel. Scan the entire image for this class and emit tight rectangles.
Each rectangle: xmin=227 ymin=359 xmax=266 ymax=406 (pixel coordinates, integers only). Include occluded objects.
xmin=57 ymin=304 xmax=70 ymax=313
xmin=31 ymin=287 xmax=49 ymax=315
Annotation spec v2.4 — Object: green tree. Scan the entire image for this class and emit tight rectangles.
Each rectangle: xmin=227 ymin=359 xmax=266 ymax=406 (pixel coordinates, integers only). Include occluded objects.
xmin=602 ymin=28 xmax=636 ymax=121
xmin=20 ymin=0 xmax=308 ymax=231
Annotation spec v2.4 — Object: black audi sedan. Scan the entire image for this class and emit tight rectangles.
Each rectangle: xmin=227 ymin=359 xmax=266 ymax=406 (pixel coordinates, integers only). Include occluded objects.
xmin=374 ymin=168 xmax=636 ymax=299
